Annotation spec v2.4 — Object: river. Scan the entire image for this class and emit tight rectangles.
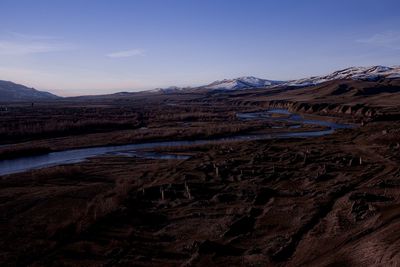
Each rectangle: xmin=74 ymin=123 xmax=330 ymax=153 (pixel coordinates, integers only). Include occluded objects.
xmin=0 ymin=109 xmax=353 ymax=176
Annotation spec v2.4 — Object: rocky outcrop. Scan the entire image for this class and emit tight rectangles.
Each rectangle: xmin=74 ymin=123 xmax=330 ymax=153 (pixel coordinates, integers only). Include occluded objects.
xmin=260 ymin=100 xmax=377 ymax=118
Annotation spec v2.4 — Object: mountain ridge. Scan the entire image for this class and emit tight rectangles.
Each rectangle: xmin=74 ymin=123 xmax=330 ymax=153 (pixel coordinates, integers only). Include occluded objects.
xmin=151 ymin=65 xmax=400 ymax=93
xmin=281 ymin=65 xmax=400 ymax=87
xmin=1 ymin=65 xmax=400 ymax=101
xmin=0 ymin=80 xmax=60 ymax=102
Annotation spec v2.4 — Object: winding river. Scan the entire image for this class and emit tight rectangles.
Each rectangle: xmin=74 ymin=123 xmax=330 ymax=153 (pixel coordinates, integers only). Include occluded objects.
xmin=0 ymin=109 xmax=353 ymax=176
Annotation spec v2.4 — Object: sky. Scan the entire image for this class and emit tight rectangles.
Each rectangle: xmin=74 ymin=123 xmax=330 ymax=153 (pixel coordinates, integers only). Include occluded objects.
xmin=0 ymin=0 xmax=400 ymax=96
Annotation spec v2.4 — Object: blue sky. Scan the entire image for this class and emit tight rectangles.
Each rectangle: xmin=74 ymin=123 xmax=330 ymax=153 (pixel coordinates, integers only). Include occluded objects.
xmin=0 ymin=0 xmax=399 ymax=96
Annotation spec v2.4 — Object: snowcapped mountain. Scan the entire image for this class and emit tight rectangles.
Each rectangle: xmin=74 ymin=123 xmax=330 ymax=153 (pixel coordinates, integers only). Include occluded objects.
xmin=198 ymin=66 xmax=400 ymax=91
xmin=149 ymin=86 xmax=186 ymax=93
xmin=144 ymin=65 xmax=400 ymax=94
xmin=202 ymin=76 xmax=283 ymax=90
xmin=282 ymin=65 xmax=400 ymax=87
xmin=201 ymin=66 xmax=400 ymax=90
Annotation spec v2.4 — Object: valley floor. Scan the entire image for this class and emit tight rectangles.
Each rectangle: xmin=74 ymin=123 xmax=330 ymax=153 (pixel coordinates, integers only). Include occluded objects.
xmin=1 ymin=118 xmax=400 ymax=266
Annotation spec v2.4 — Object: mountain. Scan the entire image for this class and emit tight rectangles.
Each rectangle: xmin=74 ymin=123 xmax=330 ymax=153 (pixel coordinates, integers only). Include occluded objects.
xmin=149 ymin=86 xmax=188 ymax=93
xmin=147 ymin=77 xmax=283 ymax=93
xmin=145 ymin=66 xmax=400 ymax=94
xmin=256 ymin=78 xmax=400 ymax=106
xmin=202 ymin=76 xmax=283 ymax=90
xmin=6 ymin=65 xmax=394 ymax=101
xmin=0 ymin=80 xmax=60 ymax=102
xmin=282 ymin=65 xmax=400 ymax=87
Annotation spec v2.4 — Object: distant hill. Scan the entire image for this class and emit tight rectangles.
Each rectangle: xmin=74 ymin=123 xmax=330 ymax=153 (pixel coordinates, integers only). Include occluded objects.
xmin=201 ymin=76 xmax=283 ymax=90
xmin=0 ymin=80 xmax=60 ymax=102
xmin=281 ymin=65 xmax=400 ymax=87
xmin=4 ymin=65 xmax=398 ymax=102
xmin=147 ymin=65 xmax=400 ymax=93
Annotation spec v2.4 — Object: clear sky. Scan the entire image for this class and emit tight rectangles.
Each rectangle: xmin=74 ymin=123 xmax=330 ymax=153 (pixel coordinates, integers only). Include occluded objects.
xmin=0 ymin=0 xmax=399 ymax=96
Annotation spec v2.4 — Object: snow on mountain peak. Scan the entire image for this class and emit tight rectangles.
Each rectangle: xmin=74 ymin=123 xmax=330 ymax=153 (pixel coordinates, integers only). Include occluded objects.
xmin=204 ymin=76 xmax=283 ymax=90
xmin=283 ymin=65 xmax=400 ymax=87
xmin=145 ymin=65 xmax=400 ymax=93
xmin=203 ymin=66 xmax=400 ymax=91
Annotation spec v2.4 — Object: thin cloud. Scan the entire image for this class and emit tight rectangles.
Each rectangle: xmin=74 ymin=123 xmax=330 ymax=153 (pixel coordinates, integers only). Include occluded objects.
xmin=107 ymin=49 xmax=145 ymax=58
xmin=0 ymin=31 xmax=74 ymax=55
xmin=357 ymin=31 xmax=400 ymax=50
xmin=0 ymin=40 xmax=75 ymax=55
xmin=8 ymin=31 xmax=61 ymax=40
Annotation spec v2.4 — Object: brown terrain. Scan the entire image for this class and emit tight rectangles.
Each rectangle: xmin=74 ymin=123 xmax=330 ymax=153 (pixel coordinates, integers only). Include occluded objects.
xmin=1 ymin=79 xmax=400 ymax=266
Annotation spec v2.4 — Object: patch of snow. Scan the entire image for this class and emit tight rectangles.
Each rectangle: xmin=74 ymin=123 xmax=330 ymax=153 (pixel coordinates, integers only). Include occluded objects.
xmin=281 ymin=65 xmax=400 ymax=87
xmin=387 ymin=73 xmax=400 ymax=79
xmin=204 ymin=76 xmax=283 ymax=90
